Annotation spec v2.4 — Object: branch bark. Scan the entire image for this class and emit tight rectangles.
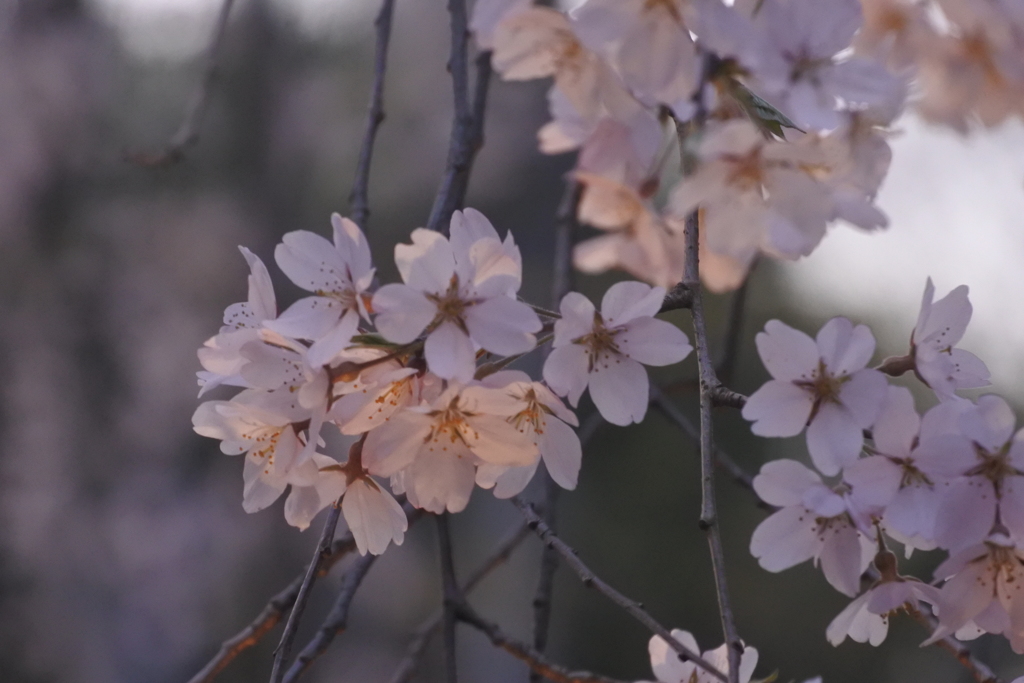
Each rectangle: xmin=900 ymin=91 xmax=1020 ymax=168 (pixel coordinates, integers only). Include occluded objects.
xmin=268 ymin=502 xmax=343 ymax=683
xmin=511 ymin=497 xmax=728 ymax=682
xmin=281 ymin=553 xmax=379 ymax=683
xmin=126 ymin=0 xmax=236 ymax=166
xmin=426 ymin=0 xmax=493 ymax=233
xmin=349 ymin=0 xmax=397 ymax=229
xmin=436 ymin=513 xmax=461 ymax=683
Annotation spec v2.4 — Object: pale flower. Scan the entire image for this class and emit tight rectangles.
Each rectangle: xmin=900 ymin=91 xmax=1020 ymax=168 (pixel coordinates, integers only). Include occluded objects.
xmin=543 ymin=281 xmax=692 ymax=426
xmin=342 ymin=476 xmax=408 ymax=556
xmin=474 ymin=370 xmax=582 ymax=498
xmin=750 ymin=459 xmax=874 ymax=596
xmin=571 ymin=171 xmax=686 ymax=289
xmin=361 ymin=382 xmax=539 ymax=513
xmin=266 ymin=214 xmax=375 ymax=368
xmin=372 ymin=210 xmax=541 ymax=381
xmin=911 ymin=278 xmax=990 ymax=400
xmin=826 ymin=550 xmax=940 ymax=646
xmin=197 ymin=247 xmax=277 ymax=396
xmin=571 ymin=0 xmax=699 ymax=105
xmin=928 ymin=532 xmax=1024 ymax=653
xmin=642 ymin=628 xmax=758 ymax=683
xmin=742 ymin=317 xmax=888 ymax=476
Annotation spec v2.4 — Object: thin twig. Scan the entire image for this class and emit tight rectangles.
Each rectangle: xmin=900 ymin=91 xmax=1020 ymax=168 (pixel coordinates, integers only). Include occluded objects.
xmin=649 ymin=386 xmax=754 ymax=493
xmin=387 ymin=522 xmax=532 ymax=683
xmin=126 ymin=0 xmax=236 ymax=166
xmin=456 ymin=600 xmax=629 ymax=683
xmin=186 ymin=505 xmax=419 ymax=683
xmin=281 ymin=553 xmax=378 ymax=683
xmin=349 ymin=0 xmax=397 ymax=229
xmin=531 ymin=178 xmax=584 ymax=681
xmin=436 ymin=513 xmax=460 ymax=683
xmin=682 ymin=208 xmax=742 ymax=683
xmin=659 ymin=282 xmax=694 ymax=313
xmin=511 ymin=497 xmax=728 ymax=682
xmin=268 ymin=503 xmax=343 ymax=683
xmin=427 ymin=0 xmax=493 ymax=233
xmin=185 ymin=533 xmax=359 ymax=683
xmin=905 ymin=607 xmax=1002 ymax=683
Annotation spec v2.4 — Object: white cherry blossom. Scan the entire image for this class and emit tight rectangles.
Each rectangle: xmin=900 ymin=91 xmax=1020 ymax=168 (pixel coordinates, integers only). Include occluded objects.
xmin=928 ymin=532 xmax=1024 ymax=652
xmin=342 ymin=475 xmax=408 ymax=556
xmin=474 ymin=370 xmax=582 ymax=498
xmin=266 ymin=214 xmax=374 ymax=368
xmin=372 ymin=210 xmax=541 ymax=381
xmin=643 ymin=628 xmax=758 ymax=683
xmin=197 ymin=247 xmax=277 ymax=396
xmin=827 ymin=550 xmax=940 ymax=646
xmin=742 ymin=317 xmax=888 ymax=476
xmin=361 ymin=381 xmax=538 ymax=513
xmin=543 ymin=281 xmax=692 ymax=426
xmin=911 ymin=278 xmax=990 ymax=400
xmin=750 ymin=459 xmax=874 ymax=596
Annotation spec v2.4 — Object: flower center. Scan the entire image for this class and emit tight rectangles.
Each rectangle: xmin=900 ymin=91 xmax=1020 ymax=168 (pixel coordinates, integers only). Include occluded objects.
xmin=967 ymin=441 xmax=1020 ymax=494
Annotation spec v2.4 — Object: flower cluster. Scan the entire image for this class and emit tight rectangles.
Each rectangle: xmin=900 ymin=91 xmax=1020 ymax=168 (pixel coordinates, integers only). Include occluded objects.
xmin=193 ymin=211 xmax=692 ymax=554
xmin=738 ymin=278 xmax=1024 ymax=652
xmin=477 ymin=0 xmax=1024 ymax=297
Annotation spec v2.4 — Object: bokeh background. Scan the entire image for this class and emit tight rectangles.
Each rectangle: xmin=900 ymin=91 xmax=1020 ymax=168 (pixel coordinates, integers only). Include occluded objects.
xmin=2 ymin=1 xmax=1024 ymax=682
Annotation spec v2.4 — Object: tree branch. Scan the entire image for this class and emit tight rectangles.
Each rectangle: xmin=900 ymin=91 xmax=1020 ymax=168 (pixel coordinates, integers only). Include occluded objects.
xmin=268 ymin=502 xmax=343 ymax=683
xmin=682 ymin=209 xmax=742 ymax=683
xmin=511 ymin=497 xmax=728 ymax=682
xmin=349 ymin=0 xmax=397 ymax=229
xmin=905 ymin=607 xmax=1002 ymax=683
xmin=659 ymin=282 xmax=694 ymax=313
xmin=126 ymin=0 xmax=236 ymax=166
xmin=649 ymin=386 xmax=754 ymax=493
xmin=456 ymin=600 xmax=630 ymax=683
xmin=426 ymin=0 xmax=493 ymax=233
xmin=387 ymin=522 xmax=531 ymax=683
xmin=436 ymin=513 xmax=460 ymax=683
xmin=280 ymin=553 xmax=379 ymax=683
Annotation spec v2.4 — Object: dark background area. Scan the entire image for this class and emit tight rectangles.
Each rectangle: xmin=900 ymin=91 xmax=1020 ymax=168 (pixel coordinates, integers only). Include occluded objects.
xmin=0 ymin=1 xmax=1022 ymax=682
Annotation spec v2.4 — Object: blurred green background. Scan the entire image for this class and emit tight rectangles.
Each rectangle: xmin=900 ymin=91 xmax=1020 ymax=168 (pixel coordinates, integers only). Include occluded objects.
xmin=2 ymin=1 xmax=1024 ymax=682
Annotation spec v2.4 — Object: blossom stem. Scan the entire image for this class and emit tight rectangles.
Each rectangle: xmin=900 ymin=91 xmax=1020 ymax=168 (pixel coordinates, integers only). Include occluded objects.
xmin=388 ymin=522 xmax=532 ymax=683
xmin=905 ymin=606 xmax=1002 ymax=683
xmin=268 ymin=500 xmax=344 ymax=683
xmin=281 ymin=553 xmax=379 ymax=683
xmin=349 ymin=0 xmax=397 ymax=229
xmin=531 ymin=178 xmax=583 ymax=680
xmin=125 ymin=0 xmax=237 ymax=166
xmin=436 ymin=513 xmax=461 ymax=683
xmin=511 ymin=497 xmax=729 ymax=682
xmin=426 ymin=0 xmax=492 ymax=233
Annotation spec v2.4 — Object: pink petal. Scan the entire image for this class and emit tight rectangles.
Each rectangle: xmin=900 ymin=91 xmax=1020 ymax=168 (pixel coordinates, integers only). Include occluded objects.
xmin=750 ymin=506 xmax=819 ymax=572
xmin=934 ymin=478 xmax=996 ymax=552
xmin=600 ymin=281 xmax=665 ymax=326
xmin=753 ymin=459 xmax=821 ymax=507
xmin=589 ymin=355 xmax=649 ymax=425
xmin=817 ymin=317 xmax=876 ymax=377
xmin=464 ymin=296 xmax=540 ymax=356
xmin=755 ymin=320 xmax=819 ymax=382
xmin=372 ymin=284 xmax=436 ymax=344
xmin=871 ymin=386 xmax=919 ymax=457
xmin=539 ymin=417 xmax=582 ymax=490
xmin=806 ymin=403 xmax=863 ymax=476
xmin=554 ymin=292 xmax=596 ymax=344
xmin=819 ymin=522 xmax=863 ymax=597
xmin=616 ymin=317 xmax=692 ymax=367
xmin=741 ymin=380 xmax=813 ymax=438
xmin=425 ymin=322 xmax=476 ymax=381
xmin=838 ymin=368 xmax=888 ymax=428
xmin=543 ymin=344 xmax=590 ymax=407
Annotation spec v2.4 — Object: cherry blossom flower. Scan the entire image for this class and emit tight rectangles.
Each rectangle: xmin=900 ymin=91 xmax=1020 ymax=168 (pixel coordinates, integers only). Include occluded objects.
xmin=928 ymin=532 xmax=1024 ymax=652
xmin=750 ymin=459 xmax=874 ymax=596
xmin=197 ymin=247 xmax=277 ymax=396
xmin=473 ymin=370 xmax=581 ymax=498
xmin=843 ymin=386 xmax=941 ymax=551
xmin=745 ymin=0 xmax=907 ymax=131
xmin=572 ymin=0 xmax=699 ymax=105
xmin=192 ymin=389 xmax=342 ymax=527
xmin=266 ymin=214 xmax=374 ymax=368
xmin=827 ymin=549 xmax=940 ymax=646
xmin=642 ymin=629 xmax=758 ymax=683
xmin=372 ymin=210 xmax=541 ymax=381
xmin=543 ymin=281 xmax=692 ymax=426
xmin=571 ymin=171 xmax=686 ymax=289
xmin=742 ymin=317 xmax=888 ymax=476
xmin=923 ymin=395 xmax=1024 ymax=552
xmin=342 ymin=476 xmax=408 ymax=556
xmin=671 ymin=120 xmax=837 ymax=275
xmin=361 ymin=381 xmax=538 ymax=513
xmin=911 ymin=278 xmax=990 ymax=399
